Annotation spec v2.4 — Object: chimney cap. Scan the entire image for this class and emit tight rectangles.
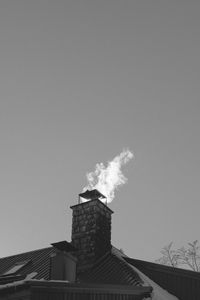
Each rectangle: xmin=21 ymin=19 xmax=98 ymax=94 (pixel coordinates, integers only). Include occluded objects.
xmin=79 ymin=189 xmax=106 ymax=200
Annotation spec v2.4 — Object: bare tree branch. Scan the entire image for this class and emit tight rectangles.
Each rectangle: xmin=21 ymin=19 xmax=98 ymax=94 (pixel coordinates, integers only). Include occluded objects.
xmin=156 ymin=240 xmax=200 ymax=272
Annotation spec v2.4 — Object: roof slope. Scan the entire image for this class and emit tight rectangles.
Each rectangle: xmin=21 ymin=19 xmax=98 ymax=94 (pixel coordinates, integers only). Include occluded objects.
xmin=0 ymin=246 xmax=153 ymax=299
xmin=0 ymin=246 xmax=145 ymax=287
xmin=0 ymin=247 xmax=55 ymax=280
xmin=125 ymin=257 xmax=200 ymax=300
xmin=78 ymin=249 xmax=144 ymax=286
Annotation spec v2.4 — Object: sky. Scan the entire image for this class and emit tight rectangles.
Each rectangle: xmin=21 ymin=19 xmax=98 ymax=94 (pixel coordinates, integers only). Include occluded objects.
xmin=0 ymin=0 xmax=200 ymax=262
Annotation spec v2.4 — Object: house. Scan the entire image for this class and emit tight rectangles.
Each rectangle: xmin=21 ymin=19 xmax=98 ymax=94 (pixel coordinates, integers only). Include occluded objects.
xmin=0 ymin=189 xmax=199 ymax=300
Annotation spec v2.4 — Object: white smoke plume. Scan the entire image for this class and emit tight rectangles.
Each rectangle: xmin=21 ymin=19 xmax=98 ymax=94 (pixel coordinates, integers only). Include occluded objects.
xmin=82 ymin=149 xmax=134 ymax=203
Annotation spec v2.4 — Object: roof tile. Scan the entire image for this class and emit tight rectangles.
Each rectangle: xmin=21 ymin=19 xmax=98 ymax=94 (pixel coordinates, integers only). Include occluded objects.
xmin=0 ymin=247 xmax=55 ymax=280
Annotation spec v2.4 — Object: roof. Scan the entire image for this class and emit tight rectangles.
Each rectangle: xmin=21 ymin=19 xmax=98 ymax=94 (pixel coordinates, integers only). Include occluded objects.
xmin=0 ymin=247 xmax=56 ymax=281
xmin=0 ymin=246 xmax=147 ymax=288
xmin=0 ymin=245 xmax=152 ymax=299
xmin=78 ymin=250 xmax=144 ymax=286
xmin=125 ymin=257 xmax=200 ymax=300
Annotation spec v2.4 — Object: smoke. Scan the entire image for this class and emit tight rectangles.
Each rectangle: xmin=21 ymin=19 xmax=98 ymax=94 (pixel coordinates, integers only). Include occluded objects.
xmin=82 ymin=149 xmax=134 ymax=203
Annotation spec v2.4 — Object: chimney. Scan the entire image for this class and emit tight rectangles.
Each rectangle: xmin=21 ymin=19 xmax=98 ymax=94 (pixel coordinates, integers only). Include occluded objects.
xmin=70 ymin=189 xmax=113 ymax=271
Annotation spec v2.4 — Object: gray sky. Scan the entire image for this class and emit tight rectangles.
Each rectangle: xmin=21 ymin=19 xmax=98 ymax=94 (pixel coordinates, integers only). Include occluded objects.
xmin=0 ymin=0 xmax=200 ymax=262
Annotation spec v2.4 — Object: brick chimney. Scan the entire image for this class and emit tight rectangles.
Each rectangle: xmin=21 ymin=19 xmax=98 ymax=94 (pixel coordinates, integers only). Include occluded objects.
xmin=70 ymin=189 xmax=113 ymax=271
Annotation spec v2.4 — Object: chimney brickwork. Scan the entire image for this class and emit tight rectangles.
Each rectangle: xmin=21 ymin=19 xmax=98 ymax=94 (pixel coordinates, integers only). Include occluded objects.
xmin=70 ymin=198 xmax=113 ymax=270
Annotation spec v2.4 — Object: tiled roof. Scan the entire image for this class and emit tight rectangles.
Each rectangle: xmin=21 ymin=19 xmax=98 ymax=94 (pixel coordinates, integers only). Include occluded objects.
xmin=0 ymin=246 xmax=144 ymax=287
xmin=78 ymin=250 xmax=143 ymax=286
xmin=0 ymin=247 xmax=56 ymax=280
xmin=125 ymin=257 xmax=200 ymax=300
xmin=0 ymin=246 xmax=153 ymax=299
